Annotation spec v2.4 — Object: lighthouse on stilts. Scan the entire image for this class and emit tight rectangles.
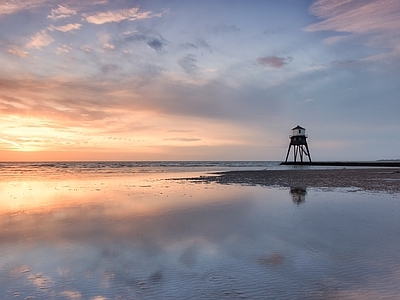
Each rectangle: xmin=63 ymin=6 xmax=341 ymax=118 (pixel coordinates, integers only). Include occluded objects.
xmin=284 ymin=125 xmax=312 ymax=164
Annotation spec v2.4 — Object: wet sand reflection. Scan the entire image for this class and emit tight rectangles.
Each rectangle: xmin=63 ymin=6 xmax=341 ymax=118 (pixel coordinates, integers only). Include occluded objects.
xmin=1 ymin=175 xmax=400 ymax=299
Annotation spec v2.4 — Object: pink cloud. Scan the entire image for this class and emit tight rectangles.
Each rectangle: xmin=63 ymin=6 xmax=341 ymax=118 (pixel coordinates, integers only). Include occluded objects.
xmin=257 ymin=56 xmax=293 ymax=68
xmin=83 ymin=7 xmax=157 ymax=25
xmin=47 ymin=5 xmax=77 ymax=20
xmin=306 ymin=0 xmax=400 ymax=34
xmin=8 ymin=48 xmax=29 ymax=58
xmin=26 ymin=30 xmax=54 ymax=49
xmin=0 ymin=0 xmax=47 ymax=16
xmin=305 ymin=0 xmax=400 ymax=55
xmin=48 ymin=23 xmax=82 ymax=32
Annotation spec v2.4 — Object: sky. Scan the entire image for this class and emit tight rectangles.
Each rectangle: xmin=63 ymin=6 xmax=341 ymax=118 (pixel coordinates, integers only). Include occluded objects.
xmin=0 ymin=0 xmax=399 ymax=161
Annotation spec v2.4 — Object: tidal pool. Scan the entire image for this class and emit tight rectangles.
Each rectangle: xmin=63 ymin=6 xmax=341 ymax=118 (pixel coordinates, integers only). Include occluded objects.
xmin=0 ymin=173 xmax=399 ymax=299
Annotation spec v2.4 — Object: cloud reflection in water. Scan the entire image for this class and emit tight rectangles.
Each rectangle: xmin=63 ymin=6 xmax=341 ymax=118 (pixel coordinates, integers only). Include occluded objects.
xmin=0 ymin=175 xmax=400 ymax=299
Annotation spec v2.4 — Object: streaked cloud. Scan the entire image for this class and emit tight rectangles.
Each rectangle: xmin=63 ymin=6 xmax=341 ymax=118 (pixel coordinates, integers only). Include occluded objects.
xmin=0 ymin=137 xmax=22 ymax=149
xmin=55 ymin=45 xmax=72 ymax=55
xmin=307 ymin=0 xmax=400 ymax=34
xmin=305 ymin=0 xmax=400 ymax=57
xmin=7 ymin=47 xmax=29 ymax=58
xmin=331 ymin=59 xmax=358 ymax=67
xmin=164 ymin=138 xmax=202 ymax=142
xmin=0 ymin=0 xmax=47 ymax=16
xmin=48 ymin=23 xmax=82 ymax=33
xmin=208 ymin=24 xmax=240 ymax=35
xmin=178 ymin=54 xmax=198 ymax=75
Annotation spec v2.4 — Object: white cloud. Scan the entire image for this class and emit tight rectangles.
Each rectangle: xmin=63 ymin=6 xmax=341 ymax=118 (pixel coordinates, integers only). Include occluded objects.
xmin=83 ymin=7 xmax=158 ymax=25
xmin=48 ymin=5 xmax=77 ymax=20
xmin=26 ymin=30 xmax=54 ymax=49
xmin=48 ymin=23 xmax=82 ymax=32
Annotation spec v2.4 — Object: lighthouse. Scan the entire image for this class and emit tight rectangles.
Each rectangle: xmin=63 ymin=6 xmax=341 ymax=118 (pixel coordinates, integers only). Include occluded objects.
xmin=284 ymin=125 xmax=312 ymax=163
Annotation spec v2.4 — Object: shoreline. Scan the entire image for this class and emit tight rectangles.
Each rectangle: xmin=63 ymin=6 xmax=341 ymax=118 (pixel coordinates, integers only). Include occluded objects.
xmin=183 ymin=168 xmax=400 ymax=194
xmin=280 ymin=161 xmax=400 ymax=167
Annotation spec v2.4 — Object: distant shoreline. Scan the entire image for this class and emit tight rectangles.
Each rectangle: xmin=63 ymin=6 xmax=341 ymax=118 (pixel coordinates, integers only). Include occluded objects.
xmin=280 ymin=161 xmax=400 ymax=167
xmin=183 ymin=168 xmax=400 ymax=194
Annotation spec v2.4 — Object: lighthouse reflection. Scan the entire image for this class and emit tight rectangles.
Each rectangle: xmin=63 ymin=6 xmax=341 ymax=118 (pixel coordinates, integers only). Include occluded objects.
xmin=290 ymin=187 xmax=307 ymax=204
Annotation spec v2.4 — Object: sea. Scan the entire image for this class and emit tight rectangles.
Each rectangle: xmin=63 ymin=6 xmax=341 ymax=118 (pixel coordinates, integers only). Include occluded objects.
xmin=0 ymin=161 xmax=279 ymax=178
xmin=0 ymin=161 xmax=399 ymax=299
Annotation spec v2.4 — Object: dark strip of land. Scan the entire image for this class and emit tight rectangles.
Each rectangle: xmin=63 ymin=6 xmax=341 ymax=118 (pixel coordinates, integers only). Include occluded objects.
xmin=281 ymin=161 xmax=400 ymax=167
xmin=183 ymin=168 xmax=400 ymax=194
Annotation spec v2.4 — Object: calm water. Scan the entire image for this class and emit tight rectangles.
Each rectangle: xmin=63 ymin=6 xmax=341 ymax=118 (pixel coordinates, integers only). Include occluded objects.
xmin=0 ymin=162 xmax=399 ymax=299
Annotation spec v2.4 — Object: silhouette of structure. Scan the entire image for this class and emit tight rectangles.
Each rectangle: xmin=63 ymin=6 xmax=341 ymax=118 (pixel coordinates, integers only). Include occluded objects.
xmin=284 ymin=125 xmax=312 ymax=163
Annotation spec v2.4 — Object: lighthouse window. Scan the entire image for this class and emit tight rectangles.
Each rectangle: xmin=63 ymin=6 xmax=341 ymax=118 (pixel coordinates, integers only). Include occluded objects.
xmin=298 ymin=130 xmax=301 ymax=134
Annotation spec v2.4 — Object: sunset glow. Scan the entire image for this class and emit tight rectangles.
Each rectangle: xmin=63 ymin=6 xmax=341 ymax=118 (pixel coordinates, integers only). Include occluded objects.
xmin=1 ymin=0 xmax=400 ymax=161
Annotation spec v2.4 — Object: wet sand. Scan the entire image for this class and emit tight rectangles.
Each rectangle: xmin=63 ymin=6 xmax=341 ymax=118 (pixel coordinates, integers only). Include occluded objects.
xmin=185 ymin=168 xmax=400 ymax=194
xmin=1 ymin=166 xmax=400 ymax=299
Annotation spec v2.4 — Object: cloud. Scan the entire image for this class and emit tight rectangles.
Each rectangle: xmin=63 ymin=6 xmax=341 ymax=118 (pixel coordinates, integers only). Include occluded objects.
xmin=48 ymin=23 xmax=82 ymax=33
xmin=165 ymin=138 xmax=202 ymax=142
xmin=96 ymin=33 xmax=116 ymax=51
xmin=181 ymin=39 xmax=212 ymax=52
xmin=306 ymin=0 xmax=400 ymax=34
xmin=331 ymin=59 xmax=358 ymax=67
xmin=0 ymin=137 xmax=22 ymax=149
xmin=178 ymin=54 xmax=198 ymax=75
xmin=48 ymin=5 xmax=77 ymax=20
xmin=26 ymin=30 xmax=54 ymax=49
xmin=102 ymin=43 xmax=115 ymax=51
xmin=305 ymin=0 xmax=400 ymax=56
xmin=257 ymin=56 xmax=293 ymax=68
xmin=123 ymin=28 xmax=168 ymax=53
xmin=7 ymin=47 xmax=29 ymax=57
xmin=323 ymin=34 xmax=351 ymax=45
xmin=83 ymin=7 xmax=158 ymax=25
xmin=55 ymin=45 xmax=72 ymax=55
xmin=80 ymin=45 xmax=92 ymax=53
xmin=0 ymin=0 xmax=47 ymax=16
xmin=208 ymin=24 xmax=240 ymax=35
xmin=100 ymin=64 xmax=120 ymax=74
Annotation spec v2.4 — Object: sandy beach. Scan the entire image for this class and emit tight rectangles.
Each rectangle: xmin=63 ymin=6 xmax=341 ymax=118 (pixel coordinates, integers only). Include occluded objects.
xmin=185 ymin=167 xmax=400 ymax=194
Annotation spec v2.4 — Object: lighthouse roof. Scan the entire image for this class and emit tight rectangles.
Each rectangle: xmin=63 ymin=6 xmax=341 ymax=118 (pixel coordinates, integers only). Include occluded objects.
xmin=292 ymin=125 xmax=305 ymax=130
